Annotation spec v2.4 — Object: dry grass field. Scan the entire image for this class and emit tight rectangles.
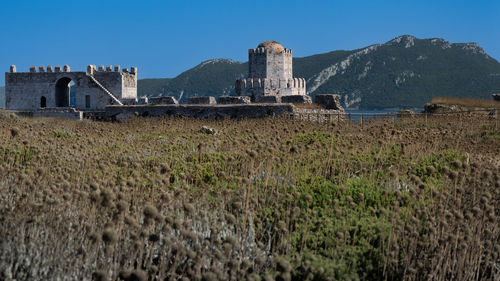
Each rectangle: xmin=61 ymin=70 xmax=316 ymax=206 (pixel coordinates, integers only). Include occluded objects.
xmin=0 ymin=112 xmax=499 ymax=281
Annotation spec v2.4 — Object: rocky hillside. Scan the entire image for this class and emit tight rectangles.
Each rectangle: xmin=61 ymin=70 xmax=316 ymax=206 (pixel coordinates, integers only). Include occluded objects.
xmin=139 ymin=35 xmax=500 ymax=109
xmin=138 ymin=59 xmax=246 ymax=101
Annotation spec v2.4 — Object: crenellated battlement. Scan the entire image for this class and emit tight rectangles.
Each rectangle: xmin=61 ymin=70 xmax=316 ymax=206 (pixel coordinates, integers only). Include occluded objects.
xmin=8 ymin=65 xmax=137 ymax=75
xmin=248 ymin=47 xmax=265 ymax=54
xmin=23 ymin=65 xmax=70 ymax=73
xmin=237 ymin=77 xmax=306 ymax=90
xmin=248 ymin=47 xmax=292 ymax=55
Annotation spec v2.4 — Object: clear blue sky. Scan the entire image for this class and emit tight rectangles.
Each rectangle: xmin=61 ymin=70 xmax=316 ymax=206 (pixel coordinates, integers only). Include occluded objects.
xmin=1 ymin=0 xmax=499 ymax=86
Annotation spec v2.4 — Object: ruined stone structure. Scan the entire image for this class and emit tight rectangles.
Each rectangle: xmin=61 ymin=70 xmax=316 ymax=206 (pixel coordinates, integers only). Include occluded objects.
xmin=149 ymin=96 xmax=178 ymax=105
xmin=315 ymin=94 xmax=344 ymax=110
xmin=282 ymin=95 xmax=312 ymax=104
xmin=188 ymin=96 xmax=216 ymax=105
xmin=5 ymin=65 xmax=137 ymax=110
xmin=235 ymin=41 xmax=306 ymax=102
xmin=218 ymin=96 xmax=251 ymax=104
xmin=2 ymin=42 xmax=343 ymax=121
xmin=106 ymin=104 xmax=296 ymax=121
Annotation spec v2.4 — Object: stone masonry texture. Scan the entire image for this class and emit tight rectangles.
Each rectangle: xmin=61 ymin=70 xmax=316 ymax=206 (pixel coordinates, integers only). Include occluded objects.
xmin=282 ymin=95 xmax=312 ymax=104
xmin=217 ymin=96 xmax=251 ymax=104
xmin=314 ymin=94 xmax=344 ymax=110
xmin=187 ymin=96 xmax=217 ymax=105
xmin=150 ymin=96 xmax=179 ymax=105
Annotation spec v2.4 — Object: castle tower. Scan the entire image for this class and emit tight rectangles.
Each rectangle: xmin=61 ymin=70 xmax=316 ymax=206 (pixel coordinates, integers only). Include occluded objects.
xmin=235 ymin=41 xmax=306 ymax=102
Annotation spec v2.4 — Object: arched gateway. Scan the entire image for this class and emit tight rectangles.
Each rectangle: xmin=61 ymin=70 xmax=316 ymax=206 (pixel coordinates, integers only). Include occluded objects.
xmin=55 ymin=77 xmax=72 ymax=107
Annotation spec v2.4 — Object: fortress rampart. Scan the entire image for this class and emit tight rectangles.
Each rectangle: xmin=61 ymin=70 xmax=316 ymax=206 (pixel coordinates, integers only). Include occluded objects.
xmin=236 ymin=77 xmax=306 ymax=97
xmin=5 ymin=65 xmax=137 ymax=110
xmin=2 ymin=41 xmax=344 ymax=121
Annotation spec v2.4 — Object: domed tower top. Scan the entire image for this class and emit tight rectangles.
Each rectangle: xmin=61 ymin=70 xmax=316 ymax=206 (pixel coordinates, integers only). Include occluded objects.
xmin=248 ymin=40 xmax=292 ymax=80
xmin=257 ymin=41 xmax=285 ymax=53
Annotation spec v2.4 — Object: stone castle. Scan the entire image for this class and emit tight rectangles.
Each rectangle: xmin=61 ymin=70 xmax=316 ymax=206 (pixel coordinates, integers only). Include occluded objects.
xmin=235 ymin=41 xmax=307 ymax=102
xmin=5 ymin=65 xmax=137 ymax=110
xmin=4 ymin=41 xmax=343 ymax=120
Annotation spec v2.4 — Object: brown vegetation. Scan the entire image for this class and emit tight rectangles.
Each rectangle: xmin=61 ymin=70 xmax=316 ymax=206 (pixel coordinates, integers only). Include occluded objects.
xmin=0 ymin=112 xmax=499 ymax=280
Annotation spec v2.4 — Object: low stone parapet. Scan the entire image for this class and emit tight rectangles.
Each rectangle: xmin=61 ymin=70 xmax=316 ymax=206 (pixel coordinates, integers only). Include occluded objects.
xmin=282 ymin=95 xmax=312 ymax=104
xmin=33 ymin=107 xmax=83 ymax=120
xmin=138 ymin=96 xmax=149 ymax=104
xmin=150 ymin=96 xmax=179 ymax=105
xmin=255 ymin=96 xmax=281 ymax=103
xmin=218 ymin=96 xmax=251 ymax=104
xmin=187 ymin=96 xmax=216 ymax=105
xmin=121 ymin=98 xmax=138 ymax=105
xmin=292 ymin=107 xmax=345 ymax=122
xmin=397 ymin=110 xmax=415 ymax=118
xmin=423 ymin=103 xmax=461 ymax=113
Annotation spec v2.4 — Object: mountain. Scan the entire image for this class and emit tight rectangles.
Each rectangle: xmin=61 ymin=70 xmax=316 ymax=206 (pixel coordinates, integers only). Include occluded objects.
xmin=139 ymin=59 xmax=247 ymax=101
xmin=138 ymin=35 xmax=500 ymax=109
xmin=0 ymin=86 xmax=4 ymax=109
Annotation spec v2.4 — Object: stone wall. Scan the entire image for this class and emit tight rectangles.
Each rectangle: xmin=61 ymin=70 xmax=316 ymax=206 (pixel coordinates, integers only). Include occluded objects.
xmin=255 ymin=95 xmax=281 ymax=103
xmin=121 ymin=71 xmax=138 ymax=99
xmin=217 ymin=96 xmax=251 ymax=104
xmin=106 ymin=104 xmax=296 ymax=121
xmin=235 ymin=77 xmax=306 ymax=98
xmin=187 ymin=96 xmax=216 ymax=104
xmin=5 ymin=65 xmax=137 ymax=111
xmin=5 ymin=103 xmax=345 ymax=123
xmin=423 ymin=103 xmax=462 ymax=113
xmin=315 ymin=94 xmax=344 ymax=110
xmin=32 ymin=107 xmax=83 ymax=120
xmin=282 ymin=95 xmax=312 ymax=104
xmin=292 ymin=107 xmax=345 ymax=122
xmin=150 ymin=96 xmax=178 ymax=105
xmin=248 ymin=48 xmax=268 ymax=79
